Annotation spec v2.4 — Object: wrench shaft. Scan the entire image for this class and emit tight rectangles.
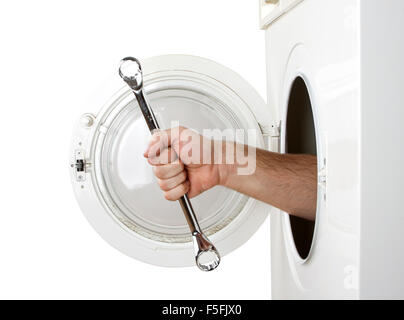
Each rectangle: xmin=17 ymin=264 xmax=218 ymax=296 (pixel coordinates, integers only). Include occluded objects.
xmin=134 ymin=91 xmax=201 ymax=234
xmin=119 ymin=56 xmax=220 ymax=271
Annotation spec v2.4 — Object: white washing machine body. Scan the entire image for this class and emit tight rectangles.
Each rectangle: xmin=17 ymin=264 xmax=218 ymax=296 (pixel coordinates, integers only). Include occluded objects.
xmin=261 ymin=0 xmax=404 ymax=299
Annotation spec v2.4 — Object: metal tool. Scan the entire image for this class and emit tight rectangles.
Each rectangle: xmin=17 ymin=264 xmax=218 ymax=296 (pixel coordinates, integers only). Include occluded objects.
xmin=118 ymin=56 xmax=221 ymax=271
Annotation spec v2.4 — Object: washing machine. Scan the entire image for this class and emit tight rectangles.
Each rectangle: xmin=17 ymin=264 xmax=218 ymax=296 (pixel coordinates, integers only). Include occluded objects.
xmin=261 ymin=0 xmax=404 ymax=299
xmin=69 ymin=0 xmax=404 ymax=299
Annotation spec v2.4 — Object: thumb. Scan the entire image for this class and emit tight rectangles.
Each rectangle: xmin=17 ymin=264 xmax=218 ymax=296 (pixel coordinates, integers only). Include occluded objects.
xmin=143 ymin=128 xmax=176 ymax=158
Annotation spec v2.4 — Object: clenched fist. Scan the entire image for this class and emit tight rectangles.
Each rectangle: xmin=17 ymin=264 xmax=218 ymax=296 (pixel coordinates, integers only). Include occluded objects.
xmin=143 ymin=126 xmax=224 ymax=201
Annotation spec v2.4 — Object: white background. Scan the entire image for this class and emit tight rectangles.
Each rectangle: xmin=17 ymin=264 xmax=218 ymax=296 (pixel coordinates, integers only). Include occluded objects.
xmin=0 ymin=0 xmax=270 ymax=299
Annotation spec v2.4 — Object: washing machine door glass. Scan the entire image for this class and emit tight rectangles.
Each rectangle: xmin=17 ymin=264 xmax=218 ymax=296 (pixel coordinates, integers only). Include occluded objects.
xmin=100 ymin=86 xmax=248 ymax=243
xmin=72 ymin=55 xmax=272 ymax=266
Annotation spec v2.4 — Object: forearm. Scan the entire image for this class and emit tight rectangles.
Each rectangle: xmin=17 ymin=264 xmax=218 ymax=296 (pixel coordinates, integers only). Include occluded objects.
xmin=217 ymin=143 xmax=317 ymax=221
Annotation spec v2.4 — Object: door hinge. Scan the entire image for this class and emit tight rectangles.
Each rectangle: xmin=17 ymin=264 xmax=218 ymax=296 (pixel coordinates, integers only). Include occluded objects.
xmin=259 ymin=121 xmax=281 ymax=152
xmin=259 ymin=121 xmax=280 ymax=137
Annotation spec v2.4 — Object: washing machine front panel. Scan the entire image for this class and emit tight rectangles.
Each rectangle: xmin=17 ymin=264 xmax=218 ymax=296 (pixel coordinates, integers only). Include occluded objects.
xmin=265 ymin=0 xmax=361 ymax=299
xmin=70 ymin=55 xmax=273 ymax=267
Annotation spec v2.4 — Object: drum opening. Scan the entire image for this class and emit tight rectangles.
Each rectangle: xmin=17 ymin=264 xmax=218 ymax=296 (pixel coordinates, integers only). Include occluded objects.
xmin=285 ymin=76 xmax=317 ymax=260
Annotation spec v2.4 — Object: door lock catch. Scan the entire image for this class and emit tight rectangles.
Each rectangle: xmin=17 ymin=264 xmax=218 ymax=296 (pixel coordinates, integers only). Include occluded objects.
xmin=318 ymin=157 xmax=327 ymax=202
xmin=72 ymin=149 xmax=90 ymax=182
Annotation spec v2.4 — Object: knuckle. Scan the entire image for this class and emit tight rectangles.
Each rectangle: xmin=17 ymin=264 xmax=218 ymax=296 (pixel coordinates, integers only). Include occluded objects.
xmin=179 ymin=171 xmax=187 ymax=182
xmin=181 ymin=181 xmax=190 ymax=194
xmin=164 ymin=192 xmax=175 ymax=201
xmin=157 ymin=156 xmax=167 ymax=165
xmin=148 ymin=157 xmax=158 ymax=166
xmin=167 ymin=163 xmax=180 ymax=175
xmin=172 ymin=162 xmax=184 ymax=174
xmin=157 ymin=179 xmax=169 ymax=191
xmin=153 ymin=166 xmax=164 ymax=178
xmin=148 ymin=146 xmax=159 ymax=158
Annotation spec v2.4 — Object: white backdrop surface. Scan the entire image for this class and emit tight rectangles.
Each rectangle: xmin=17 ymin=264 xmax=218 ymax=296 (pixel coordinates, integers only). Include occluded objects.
xmin=0 ymin=0 xmax=270 ymax=299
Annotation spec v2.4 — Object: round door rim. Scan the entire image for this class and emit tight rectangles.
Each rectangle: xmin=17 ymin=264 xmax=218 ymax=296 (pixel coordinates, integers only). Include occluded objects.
xmin=70 ymin=54 xmax=272 ymax=267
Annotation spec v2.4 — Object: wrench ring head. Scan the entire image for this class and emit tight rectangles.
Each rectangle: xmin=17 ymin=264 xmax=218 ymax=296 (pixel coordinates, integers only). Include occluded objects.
xmin=195 ymin=248 xmax=221 ymax=272
xmin=119 ymin=56 xmax=143 ymax=91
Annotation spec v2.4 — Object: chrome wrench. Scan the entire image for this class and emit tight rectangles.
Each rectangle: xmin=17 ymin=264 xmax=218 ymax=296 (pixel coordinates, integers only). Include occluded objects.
xmin=118 ymin=57 xmax=220 ymax=271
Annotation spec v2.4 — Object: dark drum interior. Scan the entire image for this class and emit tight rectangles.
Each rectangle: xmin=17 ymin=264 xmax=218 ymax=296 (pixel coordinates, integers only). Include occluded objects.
xmin=285 ymin=77 xmax=317 ymax=259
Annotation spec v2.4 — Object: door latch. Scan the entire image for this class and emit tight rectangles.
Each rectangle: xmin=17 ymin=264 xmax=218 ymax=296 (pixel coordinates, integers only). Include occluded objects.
xmin=318 ymin=157 xmax=327 ymax=202
xmin=72 ymin=149 xmax=89 ymax=182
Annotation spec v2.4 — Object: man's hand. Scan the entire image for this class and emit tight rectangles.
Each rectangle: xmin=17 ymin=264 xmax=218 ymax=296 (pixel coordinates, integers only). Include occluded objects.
xmin=143 ymin=126 xmax=222 ymax=201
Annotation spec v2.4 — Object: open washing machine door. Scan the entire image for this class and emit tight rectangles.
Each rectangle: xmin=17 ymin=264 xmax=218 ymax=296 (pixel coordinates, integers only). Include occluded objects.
xmin=69 ymin=55 xmax=277 ymax=267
